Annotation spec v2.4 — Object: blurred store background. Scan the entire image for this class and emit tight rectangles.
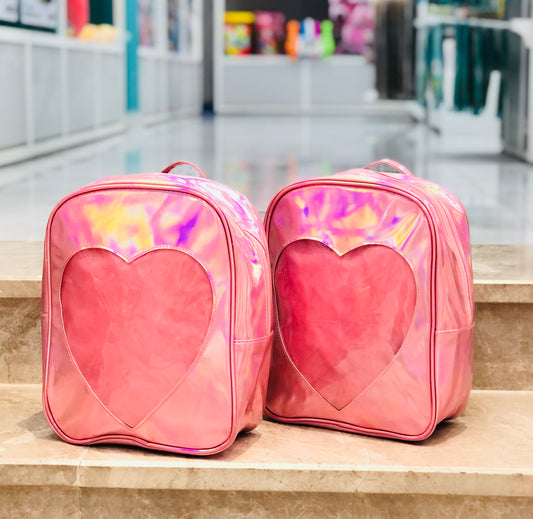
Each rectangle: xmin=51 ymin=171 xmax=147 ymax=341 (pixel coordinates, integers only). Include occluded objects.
xmin=0 ymin=0 xmax=532 ymax=243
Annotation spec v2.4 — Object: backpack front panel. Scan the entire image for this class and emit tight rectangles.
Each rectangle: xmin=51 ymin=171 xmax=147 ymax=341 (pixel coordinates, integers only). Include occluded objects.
xmin=43 ymin=186 xmax=235 ymax=453
xmin=266 ymin=182 xmax=437 ymax=439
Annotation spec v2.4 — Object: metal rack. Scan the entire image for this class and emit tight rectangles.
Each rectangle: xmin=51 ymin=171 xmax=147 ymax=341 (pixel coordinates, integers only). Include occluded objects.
xmin=414 ymin=5 xmax=533 ymax=162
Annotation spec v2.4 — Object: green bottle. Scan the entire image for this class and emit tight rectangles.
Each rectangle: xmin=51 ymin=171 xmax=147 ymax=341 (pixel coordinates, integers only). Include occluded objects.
xmin=321 ymin=20 xmax=335 ymax=58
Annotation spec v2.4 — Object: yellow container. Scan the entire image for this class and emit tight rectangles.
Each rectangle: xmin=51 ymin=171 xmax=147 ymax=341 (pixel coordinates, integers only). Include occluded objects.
xmin=224 ymin=11 xmax=255 ymax=55
xmin=224 ymin=11 xmax=255 ymax=25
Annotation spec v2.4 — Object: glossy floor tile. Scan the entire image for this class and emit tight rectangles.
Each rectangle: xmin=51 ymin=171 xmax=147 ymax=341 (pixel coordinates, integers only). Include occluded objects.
xmin=0 ymin=115 xmax=532 ymax=244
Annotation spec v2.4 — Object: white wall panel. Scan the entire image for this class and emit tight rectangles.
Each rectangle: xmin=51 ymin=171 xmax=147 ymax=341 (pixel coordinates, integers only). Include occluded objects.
xmin=0 ymin=43 xmax=26 ymax=149
xmin=140 ymin=57 xmax=158 ymax=115
xmin=158 ymin=60 xmax=170 ymax=114
xmin=169 ymin=62 xmax=182 ymax=111
xmin=32 ymin=46 xmax=62 ymax=142
xmin=310 ymin=62 xmax=375 ymax=106
xmin=222 ymin=63 xmax=300 ymax=106
xmin=100 ymin=53 xmax=123 ymax=125
xmin=68 ymin=50 xmax=96 ymax=133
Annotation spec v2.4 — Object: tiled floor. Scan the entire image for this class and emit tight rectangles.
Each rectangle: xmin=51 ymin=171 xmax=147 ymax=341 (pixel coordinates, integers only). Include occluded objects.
xmin=0 ymin=115 xmax=532 ymax=244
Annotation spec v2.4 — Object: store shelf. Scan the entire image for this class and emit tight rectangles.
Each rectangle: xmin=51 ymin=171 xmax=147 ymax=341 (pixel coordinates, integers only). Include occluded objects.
xmin=137 ymin=0 xmax=203 ymax=124
xmin=413 ymin=14 xmax=510 ymax=30
xmin=0 ymin=1 xmax=126 ymax=166
xmin=138 ymin=46 xmax=202 ymax=64
xmin=0 ymin=25 xmax=123 ymax=52
xmin=222 ymin=54 xmax=367 ymax=67
xmin=414 ymin=4 xmax=533 ymax=163
xmin=414 ymin=14 xmax=533 ymax=49
xmin=216 ymin=58 xmax=375 ymax=114
xmin=213 ymin=0 xmax=413 ymax=117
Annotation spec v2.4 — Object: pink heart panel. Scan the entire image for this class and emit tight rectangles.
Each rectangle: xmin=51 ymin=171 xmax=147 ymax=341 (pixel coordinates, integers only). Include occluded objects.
xmin=61 ymin=248 xmax=213 ymax=428
xmin=275 ymin=240 xmax=416 ymax=410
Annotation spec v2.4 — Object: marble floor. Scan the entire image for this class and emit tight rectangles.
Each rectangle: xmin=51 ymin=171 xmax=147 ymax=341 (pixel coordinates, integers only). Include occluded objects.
xmin=0 ymin=115 xmax=532 ymax=244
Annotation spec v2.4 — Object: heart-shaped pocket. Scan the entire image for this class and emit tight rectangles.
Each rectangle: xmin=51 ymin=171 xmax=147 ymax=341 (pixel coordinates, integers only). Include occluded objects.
xmin=275 ymin=240 xmax=416 ymax=410
xmin=61 ymin=248 xmax=213 ymax=428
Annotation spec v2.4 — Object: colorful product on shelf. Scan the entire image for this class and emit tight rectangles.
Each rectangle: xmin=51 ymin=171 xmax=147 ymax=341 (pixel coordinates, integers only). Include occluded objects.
xmin=285 ymin=19 xmax=300 ymax=59
xmin=224 ymin=11 xmax=254 ymax=55
xmin=138 ymin=0 xmax=156 ymax=47
xmin=301 ymin=17 xmax=323 ymax=59
xmin=328 ymin=0 xmax=375 ymax=58
xmin=67 ymin=0 xmax=89 ymax=37
xmin=254 ymin=10 xmax=285 ymax=54
xmin=77 ymin=23 xmax=119 ymax=42
xmin=286 ymin=17 xmax=337 ymax=60
xmin=321 ymin=20 xmax=336 ymax=57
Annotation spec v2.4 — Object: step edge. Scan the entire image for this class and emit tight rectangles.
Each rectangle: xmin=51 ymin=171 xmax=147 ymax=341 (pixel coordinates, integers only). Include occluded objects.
xmin=2 ymin=280 xmax=533 ymax=303
xmin=0 ymin=462 xmax=531 ymax=497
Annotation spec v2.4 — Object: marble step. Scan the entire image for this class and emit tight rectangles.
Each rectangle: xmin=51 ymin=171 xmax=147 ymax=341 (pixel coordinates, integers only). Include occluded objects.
xmin=0 ymin=385 xmax=532 ymax=518
xmin=1 ymin=242 xmax=532 ymax=389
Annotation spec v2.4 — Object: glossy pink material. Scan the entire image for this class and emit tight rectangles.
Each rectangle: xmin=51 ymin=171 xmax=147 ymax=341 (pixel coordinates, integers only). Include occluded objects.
xmin=265 ymin=162 xmax=474 ymax=441
xmin=42 ymin=168 xmax=273 ymax=455
xmin=276 ymin=241 xmax=416 ymax=411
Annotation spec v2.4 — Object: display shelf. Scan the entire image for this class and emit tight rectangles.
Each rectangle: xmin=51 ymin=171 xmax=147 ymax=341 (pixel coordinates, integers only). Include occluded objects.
xmin=413 ymin=14 xmax=510 ymax=30
xmin=415 ymin=5 xmax=533 ymax=163
xmin=213 ymin=0 xmax=414 ymax=117
xmin=0 ymin=24 xmax=123 ymax=52
xmin=0 ymin=1 xmax=126 ymax=167
xmin=414 ymin=12 xmax=533 ymax=46
xmin=137 ymin=0 xmax=203 ymax=125
xmin=221 ymin=54 xmax=368 ymax=66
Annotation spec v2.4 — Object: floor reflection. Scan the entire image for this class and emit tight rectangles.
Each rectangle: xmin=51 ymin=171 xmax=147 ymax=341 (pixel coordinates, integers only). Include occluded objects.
xmin=0 ymin=115 xmax=532 ymax=243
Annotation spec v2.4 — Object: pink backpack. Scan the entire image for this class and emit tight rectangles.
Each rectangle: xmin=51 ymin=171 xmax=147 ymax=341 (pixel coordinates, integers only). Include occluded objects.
xmin=42 ymin=162 xmax=272 ymax=455
xmin=264 ymin=159 xmax=474 ymax=441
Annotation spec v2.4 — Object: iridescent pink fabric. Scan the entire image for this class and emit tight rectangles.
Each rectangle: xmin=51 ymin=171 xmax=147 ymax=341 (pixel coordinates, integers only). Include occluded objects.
xmin=265 ymin=159 xmax=474 ymax=441
xmin=42 ymin=167 xmax=272 ymax=455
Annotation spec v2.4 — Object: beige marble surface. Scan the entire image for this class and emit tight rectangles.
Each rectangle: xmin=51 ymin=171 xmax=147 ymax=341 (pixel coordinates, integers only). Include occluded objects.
xmin=1 ymin=299 xmax=532 ymax=388
xmin=1 ymin=242 xmax=533 ymax=302
xmin=473 ymin=245 xmax=533 ymax=303
xmin=474 ymin=303 xmax=533 ymax=390
xmin=56 ymin=490 xmax=533 ymax=518
xmin=0 ymin=299 xmax=41 ymax=383
xmin=2 ymin=300 xmax=532 ymax=389
xmin=1 ymin=488 xmax=532 ymax=518
xmin=0 ymin=242 xmax=42 ymax=298
xmin=1 ymin=385 xmax=532 ymax=498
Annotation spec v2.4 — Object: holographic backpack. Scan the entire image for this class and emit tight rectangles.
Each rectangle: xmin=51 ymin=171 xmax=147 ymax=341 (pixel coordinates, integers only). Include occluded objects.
xmin=265 ymin=159 xmax=474 ymax=441
xmin=42 ymin=161 xmax=272 ymax=454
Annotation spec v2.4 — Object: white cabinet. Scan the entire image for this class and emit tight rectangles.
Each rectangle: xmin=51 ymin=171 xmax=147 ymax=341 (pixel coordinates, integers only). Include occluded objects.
xmin=213 ymin=0 xmax=414 ymax=116
xmin=138 ymin=0 xmax=203 ymax=124
xmin=0 ymin=0 xmax=126 ymax=166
